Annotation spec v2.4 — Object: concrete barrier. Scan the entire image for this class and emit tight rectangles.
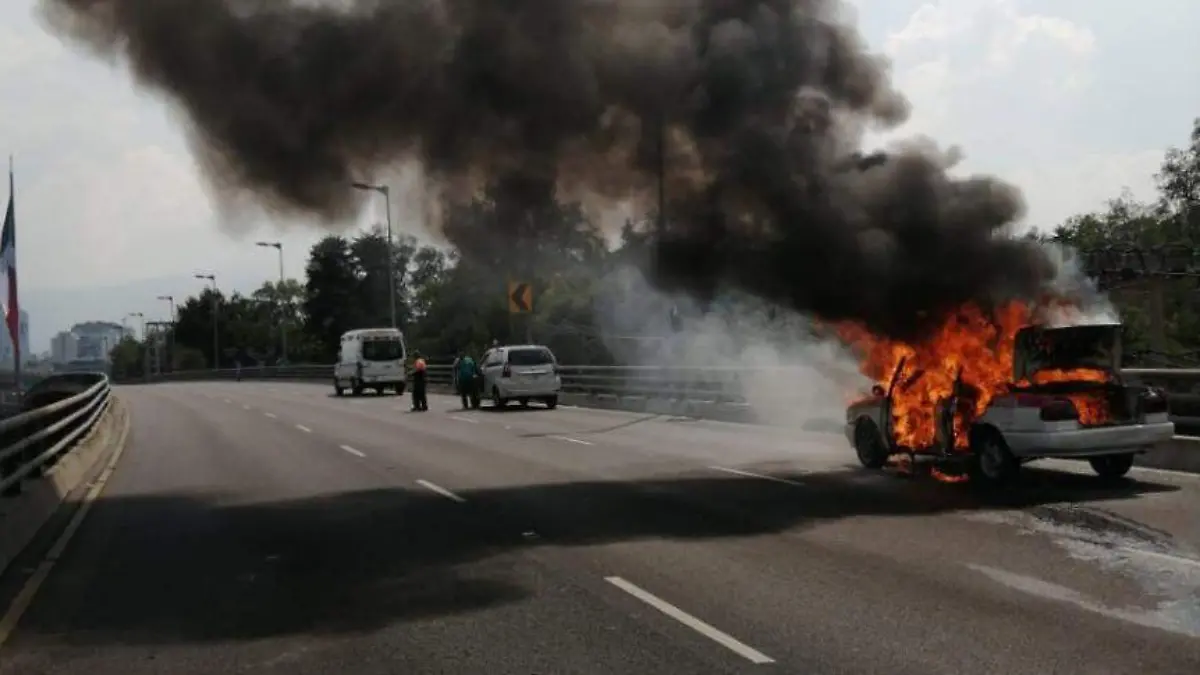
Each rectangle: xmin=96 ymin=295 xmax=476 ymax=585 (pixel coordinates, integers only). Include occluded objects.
xmin=0 ymin=396 xmax=128 ymax=577
xmin=1137 ymin=436 xmax=1200 ymax=474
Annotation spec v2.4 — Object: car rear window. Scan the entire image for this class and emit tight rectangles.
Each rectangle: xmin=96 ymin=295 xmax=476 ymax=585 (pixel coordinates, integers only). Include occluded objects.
xmin=362 ymin=339 xmax=404 ymax=361
xmin=507 ymin=348 xmax=555 ymax=366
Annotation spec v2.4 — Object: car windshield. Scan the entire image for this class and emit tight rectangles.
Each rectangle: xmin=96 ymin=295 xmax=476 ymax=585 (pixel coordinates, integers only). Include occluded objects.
xmin=507 ymin=347 xmax=555 ymax=366
xmin=1013 ymin=325 xmax=1120 ymax=381
xmin=362 ymin=338 xmax=404 ymax=362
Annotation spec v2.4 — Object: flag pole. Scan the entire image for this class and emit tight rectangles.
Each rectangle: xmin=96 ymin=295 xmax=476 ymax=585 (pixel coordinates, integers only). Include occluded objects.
xmin=9 ymin=155 xmax=19 ymax=396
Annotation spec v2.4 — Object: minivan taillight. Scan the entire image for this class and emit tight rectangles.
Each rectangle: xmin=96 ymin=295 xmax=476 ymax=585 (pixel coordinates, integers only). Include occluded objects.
xmin=502 ymin=363 xmax=512 ymax=378
xmin=1040 ymin=398 xmax=1079 ymax=422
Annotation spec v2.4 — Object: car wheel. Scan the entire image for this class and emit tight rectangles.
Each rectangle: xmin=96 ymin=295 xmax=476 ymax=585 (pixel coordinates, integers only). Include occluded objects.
xmin=492 ymin=387 xmax=507 ymax=408
xmin=519 ymin=397 xmax=530 ymax=407
xmin=1089 ymin=453 xmax=1135 ymax=480
xmin=969 ymin=430 xmax=1019 ymax=485
xmin=334 ymin=380 xmax=344 ymax=396
xmin=351 ymin=380 xmax=364 ymax=396
xmin=396 ymin=383 xmax=406 ymax=396
xmin=853 ymin=420 xmax=888 ymax=469
xmin=545 ymin=396 xmax=558 ymax=410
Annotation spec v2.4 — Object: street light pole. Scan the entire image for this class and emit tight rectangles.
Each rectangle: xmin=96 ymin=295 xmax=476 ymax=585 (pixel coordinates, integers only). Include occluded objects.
xmin=255 ymin=241 xmax=287 ymax=363
xmin=351 ymin=181 xmax=397 ymax=329
xmin=157 ymin=295 xmax=174 ymax=372
xmin=194 ymin=273 xmax=218 ymax=369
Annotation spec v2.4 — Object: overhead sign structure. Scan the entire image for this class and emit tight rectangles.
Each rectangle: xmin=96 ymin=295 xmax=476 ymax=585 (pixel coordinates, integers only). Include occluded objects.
xmin=508 ymin=281 xmax=532 ymax=314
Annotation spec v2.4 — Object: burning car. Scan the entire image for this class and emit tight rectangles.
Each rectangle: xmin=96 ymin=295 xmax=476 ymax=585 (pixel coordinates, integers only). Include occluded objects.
xmin=843 ymin=321 xmax=1175 ymax=483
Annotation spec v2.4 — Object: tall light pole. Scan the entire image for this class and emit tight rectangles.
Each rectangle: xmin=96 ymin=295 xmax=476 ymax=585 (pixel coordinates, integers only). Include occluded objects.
xmin=351 ymin=181 xmax=397 ymax=328
xmin=255 ymin=241 xmax=287 ymax=363
xmin=157 ymin=295 xmax=174 ymax=372
xmin=127 ymin=312 xmax=144 ymax=340
xmin=194 ymin=273 xmax=218 ymax=369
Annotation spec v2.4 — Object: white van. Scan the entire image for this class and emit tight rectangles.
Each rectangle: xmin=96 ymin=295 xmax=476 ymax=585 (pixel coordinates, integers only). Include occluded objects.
xmin=333 ymin=328 xmax=407 ymax=396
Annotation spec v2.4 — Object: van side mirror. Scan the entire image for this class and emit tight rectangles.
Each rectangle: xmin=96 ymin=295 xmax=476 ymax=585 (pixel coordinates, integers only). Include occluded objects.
xmin=871 ymin=385 xmax=885 ymax=397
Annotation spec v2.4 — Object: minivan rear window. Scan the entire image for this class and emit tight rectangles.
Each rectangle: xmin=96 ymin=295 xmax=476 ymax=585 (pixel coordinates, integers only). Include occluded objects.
xmin=362 ymin=339 xmax=404 ymax=362
xmin=507 ymin=348 xmax=555 ymax=366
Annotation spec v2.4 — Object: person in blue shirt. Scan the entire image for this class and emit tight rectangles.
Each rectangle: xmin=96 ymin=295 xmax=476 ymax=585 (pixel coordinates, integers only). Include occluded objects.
xmin=453 ymin=349 xmax=481 ymax=409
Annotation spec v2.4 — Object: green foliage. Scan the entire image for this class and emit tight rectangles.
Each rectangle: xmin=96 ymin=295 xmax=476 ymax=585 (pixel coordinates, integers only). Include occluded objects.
xmin=1049 ymin=117 xmax=1200 ymax=365
xmin=147 ymin=118 xmax=1200 ymax=369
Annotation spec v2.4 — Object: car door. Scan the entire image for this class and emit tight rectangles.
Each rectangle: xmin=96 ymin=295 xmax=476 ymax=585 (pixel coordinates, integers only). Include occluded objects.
xmin=480 ymin=349 xmax=500 ymax=392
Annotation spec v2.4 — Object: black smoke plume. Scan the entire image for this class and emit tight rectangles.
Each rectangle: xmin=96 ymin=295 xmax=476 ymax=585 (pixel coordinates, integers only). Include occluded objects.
xmin=41 ymin=0 xmax=1057 ymax=340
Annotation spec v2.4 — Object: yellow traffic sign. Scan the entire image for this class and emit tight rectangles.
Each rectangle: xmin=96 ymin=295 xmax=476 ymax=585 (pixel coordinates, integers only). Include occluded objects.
xmin=508 ymin=281 xmax=532 ymax=314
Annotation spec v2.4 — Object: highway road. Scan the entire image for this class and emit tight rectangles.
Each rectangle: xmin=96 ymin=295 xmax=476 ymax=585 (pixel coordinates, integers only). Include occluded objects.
xmin=1 ymin=381 xmax=1198 ymax=674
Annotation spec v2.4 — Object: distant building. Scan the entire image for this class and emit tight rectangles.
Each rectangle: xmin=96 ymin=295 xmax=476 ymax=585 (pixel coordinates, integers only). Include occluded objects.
xmin=51 ymin=330 xmax=79 ymax=365
xmin=0 ymin=309 xmax=31 ymax=369
xmin=68 ymin=321 xmax=127 ymax=363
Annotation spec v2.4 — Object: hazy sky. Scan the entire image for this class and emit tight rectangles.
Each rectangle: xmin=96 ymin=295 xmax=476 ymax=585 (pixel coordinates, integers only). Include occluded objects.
xmin=3 ymin=0 xmax=1199 ymax=352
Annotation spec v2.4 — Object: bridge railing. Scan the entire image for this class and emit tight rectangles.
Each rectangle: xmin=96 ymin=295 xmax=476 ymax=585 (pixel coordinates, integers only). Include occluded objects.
xmin=0 ymin=374 xmax=113 ymax=496
xmin=118 ymin=364 xmax=1200 ymax=433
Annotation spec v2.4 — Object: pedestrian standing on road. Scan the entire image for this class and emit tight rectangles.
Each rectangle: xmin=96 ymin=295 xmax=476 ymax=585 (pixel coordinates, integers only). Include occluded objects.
xmin=410 ymin=351 xmax=428 ymax=412
xmin=454 ymin=350 xmax=480 ymax=409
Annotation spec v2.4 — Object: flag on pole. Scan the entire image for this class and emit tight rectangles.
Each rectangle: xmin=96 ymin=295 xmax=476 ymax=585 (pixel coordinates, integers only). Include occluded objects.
xmin=1 ymin=159 xmax=18 ymax=364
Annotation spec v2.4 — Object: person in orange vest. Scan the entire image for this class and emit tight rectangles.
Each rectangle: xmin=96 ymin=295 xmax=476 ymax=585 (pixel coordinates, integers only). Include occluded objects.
xmin=410 ymin=351 xmax=429 ymax=411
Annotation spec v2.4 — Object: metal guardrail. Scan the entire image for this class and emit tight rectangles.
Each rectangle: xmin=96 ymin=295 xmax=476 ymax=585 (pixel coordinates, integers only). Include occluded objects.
xmin=124 ymin=363 xmax=1200 ymax=434
xmin=0 ymin=375 xmax=113 ymax=496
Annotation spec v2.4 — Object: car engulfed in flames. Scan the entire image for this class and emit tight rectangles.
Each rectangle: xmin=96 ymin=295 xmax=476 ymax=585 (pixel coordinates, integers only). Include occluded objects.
xmin=837 ymin=301 xmax=1175 ymax=483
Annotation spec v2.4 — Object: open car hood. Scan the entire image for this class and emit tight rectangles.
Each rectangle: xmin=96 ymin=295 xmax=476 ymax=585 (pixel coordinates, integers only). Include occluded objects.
xmin=1012 ymin=323 xmax=1122 ymax=382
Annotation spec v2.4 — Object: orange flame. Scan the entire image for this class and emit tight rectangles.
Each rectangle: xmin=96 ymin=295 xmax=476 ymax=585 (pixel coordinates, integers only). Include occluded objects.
xmin=836 ymin=300 xmax=1111 ymax=450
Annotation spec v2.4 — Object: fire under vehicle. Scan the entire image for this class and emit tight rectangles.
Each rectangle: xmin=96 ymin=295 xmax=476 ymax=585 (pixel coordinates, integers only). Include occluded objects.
xmin=844 ymin=322 xmax=1175 ymax=483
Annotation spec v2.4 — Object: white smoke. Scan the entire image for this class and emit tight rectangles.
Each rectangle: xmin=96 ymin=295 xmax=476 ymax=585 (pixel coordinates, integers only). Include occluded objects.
xmin=1036 ymin=242 xmax=1121 ymax=326
xmin=591 ymin=264 xmax=866 ymax=430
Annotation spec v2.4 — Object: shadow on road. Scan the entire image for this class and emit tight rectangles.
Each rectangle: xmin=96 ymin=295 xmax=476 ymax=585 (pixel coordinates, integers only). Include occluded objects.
xmin=6 ymin=465 xmax=1181 ymax=648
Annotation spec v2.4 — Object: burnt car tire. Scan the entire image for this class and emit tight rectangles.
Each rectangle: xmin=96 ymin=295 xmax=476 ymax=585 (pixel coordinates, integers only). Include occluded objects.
xmin=969 ymin=430 xmax=1019 ymax=485
xmin=854 ymin=420 xmax=889 ymax=470
xmin=1089 ymin=453 xmax=1135 ymax=480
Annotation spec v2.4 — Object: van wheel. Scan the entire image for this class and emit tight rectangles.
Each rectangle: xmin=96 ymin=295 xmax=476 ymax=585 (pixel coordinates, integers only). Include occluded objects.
xmin=519 ymin=397 xmax=530 ymax=407
xmin=395 ymin=383 xmax=406 ymax=396
xmin=334 ymin=382 xmax=344 ymax=396
xmin=544 ymin=396 xmax=558 ymax=409
xmin=492 ymin=387 xmax=507 ymax=408
xmin=969 ymin=430 xmax=1019 ymax=485
xmin=374 ymin=387 xmax=384 ymax=396
xmin=352 ymin=380 xmax=364 ymax=396
xmin=853 ymin=420 xmax=888 ymax=469
xmin=1089 ymin=453 xmax=1135 ymax=480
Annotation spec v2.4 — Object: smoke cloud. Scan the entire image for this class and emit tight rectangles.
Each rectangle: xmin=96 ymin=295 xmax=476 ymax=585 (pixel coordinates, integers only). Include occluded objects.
xmin=41 ymin=0 xmax=1058 ymax=341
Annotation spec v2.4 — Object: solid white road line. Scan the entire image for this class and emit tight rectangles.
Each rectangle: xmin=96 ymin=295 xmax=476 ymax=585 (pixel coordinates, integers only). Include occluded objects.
xmin=339 ymin=444 xmax=366 ymax=458
xmin=416 ymin=479 xmax=466 ymax=503
xmin=295 ymin=424 xmax=312 ymax=433
xmin=708 ymin=466 xmax=805 ymax=487
xmin=263 ymin=412 xmax=277 ymax=419
xmin=603 ymin=576 xmax=774 ymax=665
xmin=551 ymin=435 xmax=593 ymax=446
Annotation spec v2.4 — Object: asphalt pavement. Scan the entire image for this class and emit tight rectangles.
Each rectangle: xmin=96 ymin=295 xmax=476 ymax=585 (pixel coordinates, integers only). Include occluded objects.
xmin=1 ymin=380 xmax=1198 ymax=674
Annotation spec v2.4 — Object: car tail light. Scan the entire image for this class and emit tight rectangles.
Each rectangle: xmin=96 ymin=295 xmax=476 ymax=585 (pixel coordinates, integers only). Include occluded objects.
xmin=1139 ymin=388 xmax=1169 ymax=415
xmin=1040 ymin=398 xmax=1079 ymax=422
xmin=502 ymin=363 xmax=512 ymax=378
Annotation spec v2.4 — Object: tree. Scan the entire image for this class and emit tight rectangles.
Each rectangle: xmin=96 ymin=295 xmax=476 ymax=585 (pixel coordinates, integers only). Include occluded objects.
xmin=303 ymin=236 xmax=362 ymax=361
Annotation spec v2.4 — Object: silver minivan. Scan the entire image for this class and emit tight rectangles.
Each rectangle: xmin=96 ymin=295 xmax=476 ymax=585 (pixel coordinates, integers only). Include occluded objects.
xmin=479 ymin=344 xmax=562 ymax=409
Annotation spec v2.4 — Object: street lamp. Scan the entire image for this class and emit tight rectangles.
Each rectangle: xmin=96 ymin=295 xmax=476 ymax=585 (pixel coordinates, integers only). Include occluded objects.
xmin=351 ymin=181 xmax=397 ymax=329
xmin=194 ymin=273 xmax=218 ymax=369
xmin=157 ymin=295 xmax=175 ymax=372
xmin=255 ymin=241 xmax=287 ymax=363
xmin=127 ymin=312 xmax=144 ymax=340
